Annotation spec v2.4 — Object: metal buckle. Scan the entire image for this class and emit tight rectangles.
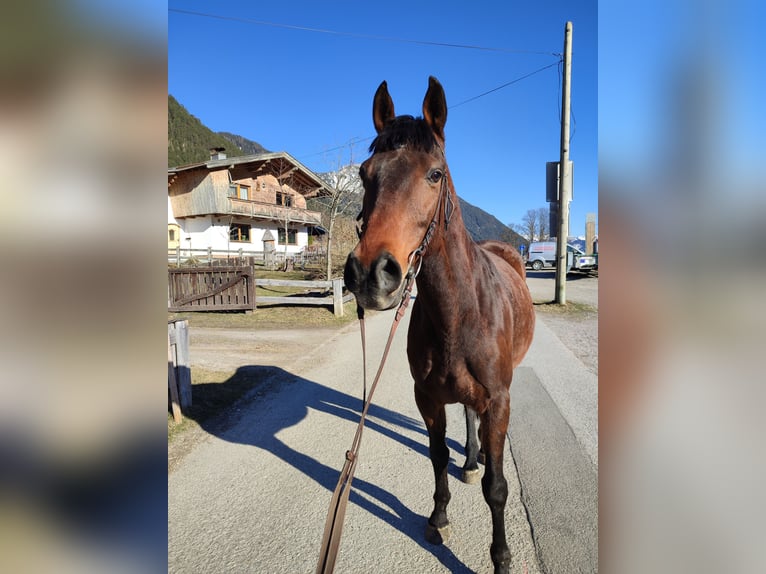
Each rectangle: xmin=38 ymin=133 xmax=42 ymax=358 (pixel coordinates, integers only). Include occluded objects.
xmin=407 ymin=248 xmax=424 ymax=279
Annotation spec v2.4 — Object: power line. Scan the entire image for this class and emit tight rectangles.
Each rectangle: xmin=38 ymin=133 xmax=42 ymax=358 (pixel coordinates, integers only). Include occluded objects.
xmin=298 ymin=61 xmax=561 ymax=161
xmin=449 ymin=60 xmax=561 ymax=109
xmin=299 ymin=137 xmax=374 ymax=161
xmin=169 ymin=8 xmax=558 ymax=56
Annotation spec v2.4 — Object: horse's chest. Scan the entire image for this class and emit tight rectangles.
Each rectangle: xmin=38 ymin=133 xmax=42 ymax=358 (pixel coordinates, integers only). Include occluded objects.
xmin=406 ymin=301 xmax=500 ymax=393
xmin=407 ymin=335 xmax=476 ymax=388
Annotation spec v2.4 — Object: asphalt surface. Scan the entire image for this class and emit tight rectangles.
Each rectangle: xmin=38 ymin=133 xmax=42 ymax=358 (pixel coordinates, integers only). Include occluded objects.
xmin=169 ymin=288 xmax=598 ymax=573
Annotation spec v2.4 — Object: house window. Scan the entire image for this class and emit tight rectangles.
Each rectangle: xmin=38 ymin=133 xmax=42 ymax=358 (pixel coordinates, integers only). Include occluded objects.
xmin=230 ymin=223 xmax=251 ymax=242
xmin=276 ymin=191 xmax=293 ymax=207
xmin=168 ymin=224 xmax=181 ymax=247
xmin=229 ymin=183 xmax=250 ymax=200
xmin=278 ymin=228 xmax=297 ymax=245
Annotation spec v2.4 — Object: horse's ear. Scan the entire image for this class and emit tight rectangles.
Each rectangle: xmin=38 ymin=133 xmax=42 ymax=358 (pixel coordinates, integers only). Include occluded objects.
xmin=422 ymin=76 xmax=447 ymax=141
xmin=373 ymin=81 xmax=395 ymax=134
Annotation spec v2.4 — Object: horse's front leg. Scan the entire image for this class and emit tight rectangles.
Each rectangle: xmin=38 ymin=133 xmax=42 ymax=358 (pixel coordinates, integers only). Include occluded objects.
xmin=480 ymin=390 xmax=512 ymax=574
xmin=414 ymin=385 xmax=452 ymax=545
xmin=462 ymin=406 xmax=481 ymax=484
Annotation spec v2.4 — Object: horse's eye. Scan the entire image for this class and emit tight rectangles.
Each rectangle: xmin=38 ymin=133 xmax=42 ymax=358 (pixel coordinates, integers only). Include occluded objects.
xmin=428 ymin=169 xmax=443 ymax=184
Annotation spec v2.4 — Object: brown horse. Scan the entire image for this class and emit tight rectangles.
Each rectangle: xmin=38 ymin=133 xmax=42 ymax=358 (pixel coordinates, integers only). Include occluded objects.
xmin=344 ymin=77 xmax=535 ymax=573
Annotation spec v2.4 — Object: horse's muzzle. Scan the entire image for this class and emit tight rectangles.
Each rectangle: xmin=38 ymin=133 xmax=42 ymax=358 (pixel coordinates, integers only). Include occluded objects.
xmin=344 ymin=251 xmax=403 ymax=310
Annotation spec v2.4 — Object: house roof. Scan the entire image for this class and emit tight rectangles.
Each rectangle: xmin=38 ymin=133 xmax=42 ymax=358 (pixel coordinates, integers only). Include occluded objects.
xmin=168 ymin=151 xmax=333 ymax=198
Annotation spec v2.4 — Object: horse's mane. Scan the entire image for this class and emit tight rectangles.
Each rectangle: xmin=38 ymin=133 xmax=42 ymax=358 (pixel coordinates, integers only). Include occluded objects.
xmin=369 ymin=115 xmax=437 ymax=154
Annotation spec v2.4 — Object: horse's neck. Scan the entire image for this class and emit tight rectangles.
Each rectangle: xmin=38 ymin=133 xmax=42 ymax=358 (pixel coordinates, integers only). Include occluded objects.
xmin=414 ymin=217 xmax=477 ymax=328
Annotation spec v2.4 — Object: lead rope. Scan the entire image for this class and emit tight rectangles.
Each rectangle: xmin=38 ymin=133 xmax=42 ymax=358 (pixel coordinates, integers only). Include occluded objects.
xmin=316 ymin=276 xmax=416 ymax=574
xmin=316 ymin=151 xmax=450 ymax=574
xmin=357 ymin=304 xmax=367 ymax=404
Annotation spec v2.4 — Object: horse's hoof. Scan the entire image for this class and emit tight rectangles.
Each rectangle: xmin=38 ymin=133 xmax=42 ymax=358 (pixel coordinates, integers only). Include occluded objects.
xmin=461 ymin=467 xmax=481 ymax=484
xmin=425 ymin=522 xmax=452 ymax=545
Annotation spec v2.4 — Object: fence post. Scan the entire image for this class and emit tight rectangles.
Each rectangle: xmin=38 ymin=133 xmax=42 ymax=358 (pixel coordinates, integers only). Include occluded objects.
xmin=247 ymin=266 xmax=256 ymax=313
xmin=332 ymin=278 xmax=344 ymax=317
xmin=207 ymin=246 xmax=213 ymax=265
xmin=167 ymin=327 xmax=183 ymax=422
xmin=175 ymin=320 xmax=192 ymax=408
xmin=176 ymin=246 xmax=181 ymax=268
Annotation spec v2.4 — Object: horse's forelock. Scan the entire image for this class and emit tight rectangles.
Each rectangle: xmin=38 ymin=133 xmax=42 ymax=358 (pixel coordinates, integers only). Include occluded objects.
xmin=368 ymin=115 xmax=437 ymax=155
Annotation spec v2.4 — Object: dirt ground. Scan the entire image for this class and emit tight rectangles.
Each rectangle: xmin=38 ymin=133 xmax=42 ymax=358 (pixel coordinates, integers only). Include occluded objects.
xmin=187 ymin=325 xmax=341 ymax=374
xmin=169 ymin=271 xmax=597 ymax=469
xmin=188 ymin=270 xmax=597 ymax=377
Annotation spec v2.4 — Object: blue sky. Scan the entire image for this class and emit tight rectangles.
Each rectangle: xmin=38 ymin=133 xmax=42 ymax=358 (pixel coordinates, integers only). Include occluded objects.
xmin=169 ymin=1 xmax=597 ymax=236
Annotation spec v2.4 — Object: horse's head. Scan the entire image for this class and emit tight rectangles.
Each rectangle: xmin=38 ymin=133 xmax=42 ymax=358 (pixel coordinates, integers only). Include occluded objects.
xmin=344 ymin=76 xmax=450 ymax=310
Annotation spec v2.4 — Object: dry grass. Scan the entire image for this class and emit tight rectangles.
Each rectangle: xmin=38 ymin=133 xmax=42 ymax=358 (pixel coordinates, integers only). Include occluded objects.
xmin=169 ymin=267 xmax=359 ymax=329
xmin=169 ymin=300 xmax=358 ymax=330
xmin=168 ymin=366 xmax=279 ymax=443
xmin=533 ymin=300 xmax=597 ymax=317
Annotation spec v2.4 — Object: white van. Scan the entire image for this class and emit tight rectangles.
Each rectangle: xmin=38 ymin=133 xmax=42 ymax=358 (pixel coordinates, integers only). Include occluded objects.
xmin=526 ymin=241 xmax=596 ymax=272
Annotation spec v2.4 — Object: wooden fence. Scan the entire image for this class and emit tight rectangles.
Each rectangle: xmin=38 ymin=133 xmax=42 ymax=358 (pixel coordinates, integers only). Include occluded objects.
xmin=256 ymin=278 xmax=353 ymax=316
xmin=168 ymin=319 xmax=192 ymax=422
xmin=168 ymin=246 xmax=327 ymax=269
xmin=168 ymin=266 xmax=352 ymax=316
xmin=168 ymin=266 xmax=255 ymax=312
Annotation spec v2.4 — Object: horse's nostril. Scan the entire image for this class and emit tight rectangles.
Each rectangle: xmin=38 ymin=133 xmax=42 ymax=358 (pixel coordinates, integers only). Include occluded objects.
xmin=372 ymin=253 xmax=402 ymax=293
xmin=344 ymin=253 xmax=363 ymax=292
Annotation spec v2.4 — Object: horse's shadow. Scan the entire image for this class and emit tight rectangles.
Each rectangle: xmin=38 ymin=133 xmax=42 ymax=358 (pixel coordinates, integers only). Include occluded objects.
xmin=185 ymin=365 xmax=473 ymax=573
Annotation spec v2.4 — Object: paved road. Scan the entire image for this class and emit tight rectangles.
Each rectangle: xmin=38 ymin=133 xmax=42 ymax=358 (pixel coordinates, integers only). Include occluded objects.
xmin=169 ymin=286 xmax=597 ymax=573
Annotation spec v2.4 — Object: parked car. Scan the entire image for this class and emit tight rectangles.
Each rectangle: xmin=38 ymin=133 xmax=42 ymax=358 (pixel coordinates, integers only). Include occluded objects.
xmin=525 ymin=241 xmax=596 ymax=272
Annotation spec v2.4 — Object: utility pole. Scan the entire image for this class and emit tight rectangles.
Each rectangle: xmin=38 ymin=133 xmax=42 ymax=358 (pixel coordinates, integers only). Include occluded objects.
xmin=555 ymin=21 xmax=573 ymax=304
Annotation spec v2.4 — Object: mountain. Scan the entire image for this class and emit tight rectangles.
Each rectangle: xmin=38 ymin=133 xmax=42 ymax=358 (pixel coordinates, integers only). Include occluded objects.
xmin=458 ymin=198 xmax=525 ymax=245
xmin=219 ymin=132 xmax=270 ymax=156
xmin=567 ymin=237 xmax=587 ymax=251
xmin=168 ymin=95 xmax=269 ymax=167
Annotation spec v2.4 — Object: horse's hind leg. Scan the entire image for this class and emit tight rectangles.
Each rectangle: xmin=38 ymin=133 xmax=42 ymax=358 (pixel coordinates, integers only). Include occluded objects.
xmin=462 ymin=406 xmax=481 ymax=484
xmin=480 ymin=391 xmax=512 ymax=574
xmin=414 ymin=387 xmax=452 ymax=545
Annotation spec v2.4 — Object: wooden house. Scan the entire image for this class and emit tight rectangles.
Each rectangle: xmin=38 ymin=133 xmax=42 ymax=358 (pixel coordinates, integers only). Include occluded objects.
xmin=168 ymin=149 xmax=332 ymax=257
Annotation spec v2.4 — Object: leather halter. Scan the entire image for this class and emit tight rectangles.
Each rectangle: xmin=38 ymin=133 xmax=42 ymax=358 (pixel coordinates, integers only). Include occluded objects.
xmin=358 ymin=142 xmax=453 ymax=304
xmin=403 ymin=149 xmax=453 ymax=289
xmin=316 ymin=145 xmax=453 ymax=574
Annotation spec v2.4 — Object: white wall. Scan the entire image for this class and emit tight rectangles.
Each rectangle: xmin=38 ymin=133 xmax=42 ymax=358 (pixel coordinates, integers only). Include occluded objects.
xmin=173 ymin=215 xmax=309 ymax=254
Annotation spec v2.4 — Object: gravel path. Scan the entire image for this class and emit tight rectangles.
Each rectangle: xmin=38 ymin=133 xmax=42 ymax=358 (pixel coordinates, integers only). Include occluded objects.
xmin=526 ymin=271 xmax=598 ymax=375
xmin=170 ymin=272 xmax=598 ymax=470
xmin=169 ymin=307 xmax=544 ymax=574
xmin=186 ymin=271 xmax=598 ymax=377
xmin=169 ymin=271 xmax=598 ymax=573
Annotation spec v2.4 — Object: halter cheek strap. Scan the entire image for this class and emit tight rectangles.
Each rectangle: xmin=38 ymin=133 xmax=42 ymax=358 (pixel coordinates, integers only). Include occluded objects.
xmin=403 ymin=159 xmax=452 ymax=288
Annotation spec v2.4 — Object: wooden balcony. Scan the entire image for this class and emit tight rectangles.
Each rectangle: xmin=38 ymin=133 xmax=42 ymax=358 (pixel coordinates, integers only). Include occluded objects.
xmin=228 ymin=197 xmax=322 ymax=226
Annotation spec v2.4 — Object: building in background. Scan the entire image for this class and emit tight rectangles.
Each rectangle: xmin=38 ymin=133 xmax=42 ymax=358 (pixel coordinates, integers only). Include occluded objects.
xmin=168 ymin=149 xmax=331 ymax=258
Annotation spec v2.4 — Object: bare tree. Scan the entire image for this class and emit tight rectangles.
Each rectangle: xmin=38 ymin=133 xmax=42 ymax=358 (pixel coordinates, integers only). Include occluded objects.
xmin=315 ymin=145 xmax=362 ymax=279
xmin=521 ymin=209 xmax=537 ymax=242
xmin=272 ymin=157 xmax=297 ymax=271
xmin=536 ymin=206 xmax=550 ymax=240
xmin=508 ymin=223 xmax=528 ymax=240
xmin=513 ymin=206 xmax=551 ymax=243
